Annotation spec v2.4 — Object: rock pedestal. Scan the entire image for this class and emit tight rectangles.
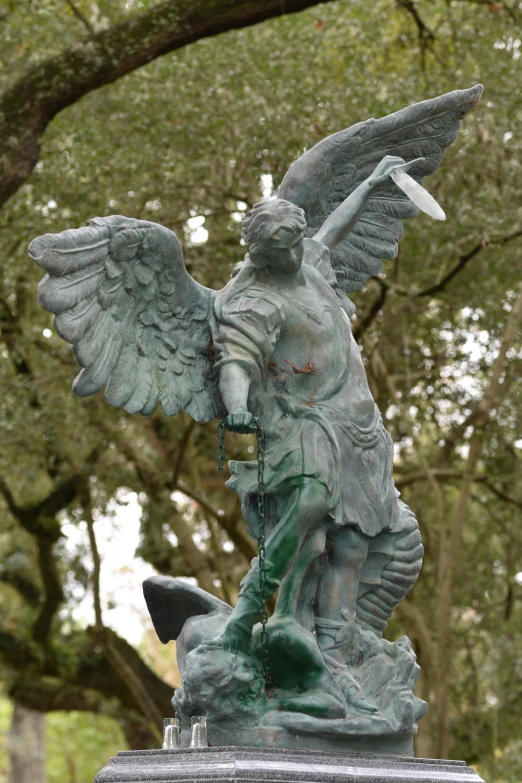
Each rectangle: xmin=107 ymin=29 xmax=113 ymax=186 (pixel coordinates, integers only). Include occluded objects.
xmin=94 ymin=746 xmax=486 ymax=783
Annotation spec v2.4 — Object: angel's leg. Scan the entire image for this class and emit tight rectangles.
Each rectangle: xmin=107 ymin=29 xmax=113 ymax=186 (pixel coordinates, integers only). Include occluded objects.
xmin=211 ymin=477 xmax=330 ymax=654
xmin=273 ymin=525 xmax=327 ymax=620
xmin=316 ymin=526 xmax=370 ymax=621
xmin=315 ymin=526 xmax=377 ymax=713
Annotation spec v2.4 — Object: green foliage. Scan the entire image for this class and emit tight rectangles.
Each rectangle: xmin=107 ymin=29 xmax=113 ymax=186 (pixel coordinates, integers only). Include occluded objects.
xmin=46 ymin=710 xmax=126 ymax=783
xmin=0 ymin=696 xmax=12 ymax=783
xmin=0 ymin=0 xmax=521 ymax=774
xmin=0 ymin=695 xmax=126 ymax=783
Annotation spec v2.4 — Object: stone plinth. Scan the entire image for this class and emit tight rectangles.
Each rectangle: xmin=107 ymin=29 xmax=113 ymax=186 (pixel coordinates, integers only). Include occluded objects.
xmin=94 ymin=746 xmax=486 ymax=783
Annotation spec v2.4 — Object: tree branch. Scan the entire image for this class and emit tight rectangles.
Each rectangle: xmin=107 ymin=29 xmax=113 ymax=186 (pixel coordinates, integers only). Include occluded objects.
xmin=64 ymin=0 xmax=96 ymax=37
xmin=164 ymin=504 xmax=221 ymax=596
xmin=432 ymin=282 xmax=522 ymax=466
xmin=366 ymin=339 xmax=447 ymax=554
xmin=481 ymin=479 xmax=522 ymax=511
xmin=0 ymin=474 xmax=82 ymax=650
xmin=433 ymin=285 xmax=522 ymax=757
xmin=352 ymin=278 xmax=388 ymax=341
xmin=0 ymin=474 xmax=77 ymax=541
xmin=105 ymin=425 xmax=222 ymax=593
xmin=3 ymin=627 xmax=173 ymax=749
xmin=10 ymin=676 xmax=106 ymax=713
xmin=207 ymin=517 xmax=233 ymax=604
xmin=417 ymin=239 xmax=488 ymax=298
xmin=395 ymin=0 xmax=436 ymax=68
xmin=367 ymin=228 xmax=522 ymax=308
xmin=172 ymin=419 xmax=196 ymax=486
xmin=88 ymin=626 xmax=164 ymax=745
xmin=78 ymin=479 xmax=103 ymax=629
xmin=0 ymin=570 xmax=40 ymax=607
xmin=453 ymin=0 xmax=520 ymax=23
xmin=471 ymin=491 xmax=522 ymax=548
xmin=394 ymin=467 xmax=484 ymax=490
xmin=0 ymin=631 xmax=42 ymax=670
xmin=417 ymin=228 xmax=522 ymax=299
xmin=176 ymin=480 xmax=256 ymax=562
xmin=395 ymin=598 xmax=435 ymax=676
xmin=32 ymin=537 xmax=64 ymax=649
xmin=0 ymin=0 xmax=337 ymax=207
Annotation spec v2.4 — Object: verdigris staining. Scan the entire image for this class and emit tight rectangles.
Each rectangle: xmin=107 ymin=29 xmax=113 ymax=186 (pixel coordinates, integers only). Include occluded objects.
xmin=30 ymin=85 xmax=482 ymax=755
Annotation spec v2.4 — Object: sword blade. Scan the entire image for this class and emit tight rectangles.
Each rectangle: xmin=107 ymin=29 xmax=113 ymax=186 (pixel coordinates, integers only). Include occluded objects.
xmin=391 ymin=170 xmax=446 ymax=221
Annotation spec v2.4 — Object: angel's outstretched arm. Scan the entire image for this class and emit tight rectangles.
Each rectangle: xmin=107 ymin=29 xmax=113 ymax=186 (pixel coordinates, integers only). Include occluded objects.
xmin=313 ymin=156 xmax=421 ymax=251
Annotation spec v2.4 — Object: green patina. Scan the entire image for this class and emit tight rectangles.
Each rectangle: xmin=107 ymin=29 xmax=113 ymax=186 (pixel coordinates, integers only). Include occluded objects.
xmin=29 ymin=86 xmax=483 ymax=752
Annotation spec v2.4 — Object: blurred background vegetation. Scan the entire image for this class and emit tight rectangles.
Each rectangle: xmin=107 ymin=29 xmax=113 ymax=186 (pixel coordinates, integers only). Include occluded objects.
xmin=0 ymin=0 xmax=521 ymax=781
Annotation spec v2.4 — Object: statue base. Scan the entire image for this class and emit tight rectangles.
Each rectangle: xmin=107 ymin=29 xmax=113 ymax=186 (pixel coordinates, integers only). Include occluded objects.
xmin=94 ymin=746 xmax=486 ymax=783
xmin=200 ymin=724 xmax=415 ymax=756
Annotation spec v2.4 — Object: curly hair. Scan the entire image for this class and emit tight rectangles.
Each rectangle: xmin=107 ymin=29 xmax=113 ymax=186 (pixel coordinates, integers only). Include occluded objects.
xmin=173 ymin=645 xmax=266 ymax=722
xmin=241 ymin=198 xmax=306 ymax=265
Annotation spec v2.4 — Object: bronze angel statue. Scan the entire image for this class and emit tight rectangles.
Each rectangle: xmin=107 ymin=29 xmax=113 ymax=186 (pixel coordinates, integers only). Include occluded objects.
xmin=30 ymin=86 xmax=482 ymax=752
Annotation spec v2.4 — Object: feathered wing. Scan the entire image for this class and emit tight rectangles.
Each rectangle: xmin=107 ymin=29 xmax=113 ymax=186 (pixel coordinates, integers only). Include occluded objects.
xmin=279 ymin=85 xmax=483 ymax=293
xmin=143 ymin=576 xmax=232 ymax=643
xmin=29 ymin=216 xmax=224 ymax=422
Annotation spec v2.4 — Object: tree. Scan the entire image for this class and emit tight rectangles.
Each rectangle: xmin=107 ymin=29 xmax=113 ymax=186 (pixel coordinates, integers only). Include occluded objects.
xmin=7 ymin=703 xmax=45 ymax=783
xmin=0 ymin=0 xmax=337 ymax=208
xmin=1 ymin=0 xmax=522 ymax=775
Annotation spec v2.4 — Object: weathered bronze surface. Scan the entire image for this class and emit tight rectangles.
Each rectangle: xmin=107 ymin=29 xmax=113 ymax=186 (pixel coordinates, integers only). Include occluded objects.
xmin=29 ymin=85 xmax=483 ymax=753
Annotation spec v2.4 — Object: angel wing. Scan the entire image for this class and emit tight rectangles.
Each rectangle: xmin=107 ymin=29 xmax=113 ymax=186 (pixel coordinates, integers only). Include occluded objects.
xmin=279 ymin=85 xmax=483 ymax=293
xmin=143 ymin=575 xmax=232 ymax=643
xmin=29 ymin=216 xmax=224 ymax=422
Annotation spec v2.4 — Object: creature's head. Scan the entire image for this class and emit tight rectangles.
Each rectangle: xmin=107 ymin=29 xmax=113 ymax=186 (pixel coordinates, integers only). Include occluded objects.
xmin=242 ymin=198 xmax=307 ymax=277
xmin=172 ymin=644 xmax=266 ymax=724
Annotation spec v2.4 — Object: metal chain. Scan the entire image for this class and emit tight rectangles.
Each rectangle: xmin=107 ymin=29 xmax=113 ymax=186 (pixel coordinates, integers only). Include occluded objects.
xmin=217 ymin=416 xmax=270 ymax=683
xmin=217 ymin=420 xmax=226 ymax=472
xmin=255 ymin=419 xmax=270 ymax=683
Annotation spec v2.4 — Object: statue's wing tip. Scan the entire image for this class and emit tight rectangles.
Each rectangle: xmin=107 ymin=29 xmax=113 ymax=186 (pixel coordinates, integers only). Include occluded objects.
xmin=27 ymin=238 xmax=40 ymax=261
xmin=467 ymin=83 xmax=484 ymax=103
xmin=28 ymin=234 xmax=52 ymax=264
xmin=143 ymin=576 xmax=232 ymax=644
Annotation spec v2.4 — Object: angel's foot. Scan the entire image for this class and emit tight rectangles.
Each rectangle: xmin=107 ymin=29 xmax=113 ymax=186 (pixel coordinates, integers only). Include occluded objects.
xmin=316 ymin=612 xmax=378 ymax=715
xmin=322 ymin=655 xmax=377 ymax=714
xmin=335 ymin=670 xmax=378 ymax=714
xmin=208 ymin=562 xmax=272 ymax=655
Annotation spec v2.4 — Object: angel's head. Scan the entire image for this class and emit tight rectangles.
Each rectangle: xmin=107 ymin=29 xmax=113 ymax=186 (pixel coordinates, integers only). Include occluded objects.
xmin=242 ymin=198 xmax=307 ymax=276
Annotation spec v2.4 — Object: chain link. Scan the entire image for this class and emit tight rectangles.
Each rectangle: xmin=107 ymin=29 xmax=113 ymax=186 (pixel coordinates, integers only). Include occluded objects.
xmin=217 ymin=416 xmax=270 ymax=683
xmin=217 ymin=420 xmax=226 ymax=473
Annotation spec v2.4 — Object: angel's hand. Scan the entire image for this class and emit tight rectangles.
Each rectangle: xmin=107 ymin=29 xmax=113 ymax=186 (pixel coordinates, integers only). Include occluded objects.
xmin=225 ymin=410 xmax=256 ymax=434
xmin=368 ymin=156 xmax=425 ymax=187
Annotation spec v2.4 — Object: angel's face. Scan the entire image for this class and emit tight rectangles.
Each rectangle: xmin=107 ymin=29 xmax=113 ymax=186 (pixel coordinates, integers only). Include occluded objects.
xmin=260 ymin=226 xmax=305 ymax=278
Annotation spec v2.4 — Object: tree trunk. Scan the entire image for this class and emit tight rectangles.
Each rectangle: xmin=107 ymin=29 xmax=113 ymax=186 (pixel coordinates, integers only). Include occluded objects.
xmin=433 ymin=285 xmax=522 ymax=758
xmin=7 ymin=701 xmax=46 ymax=783
xmin=414 ymin=667 xmax=434 ymax=759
